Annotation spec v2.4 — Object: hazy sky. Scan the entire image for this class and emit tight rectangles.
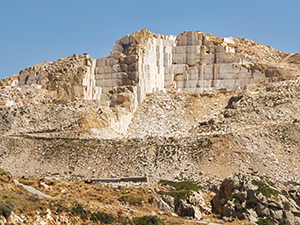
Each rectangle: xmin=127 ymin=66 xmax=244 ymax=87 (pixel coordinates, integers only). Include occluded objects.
xmin=0 ymin=0 xmax=299 ymax=79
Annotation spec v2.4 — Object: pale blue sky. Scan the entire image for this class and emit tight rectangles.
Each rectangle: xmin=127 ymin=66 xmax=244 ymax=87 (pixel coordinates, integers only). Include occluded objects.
xmin=0 ymin=0 xmax=299 ymax=79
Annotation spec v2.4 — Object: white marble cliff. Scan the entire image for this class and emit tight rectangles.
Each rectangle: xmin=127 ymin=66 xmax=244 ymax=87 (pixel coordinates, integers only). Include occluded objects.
xmin=17 ymin=29 xmax=291 ymax=106
xmin=90 ymin=29 xmax=286 ymax=105
xmin=2 ymin=29 xmax=298 ymax=135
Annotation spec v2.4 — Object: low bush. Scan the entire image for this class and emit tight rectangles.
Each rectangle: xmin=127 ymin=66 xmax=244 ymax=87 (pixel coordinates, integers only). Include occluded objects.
xmin=256 ymin=218 xmax=273 ymax=225
xmin=246 ymin=198 xmax=258 ymax=208
xmin=231 ymin=193 xmax=245 ymax=203
xmin=71 ymin=203 xmax=116 ymax=223
xmin=133 ymin=215 xmax=165 ymax=225
xmin=159 ymin=180 xmax=199 ymax=192
xmin=159 ymin=180 xmax=199 ymax=200
xmin=71 ymin=203 xmax=89 ymax=221
xmin=0 ymin=201 xmax=11 ymax=219
xmin=252 ymin=180 xmax=280 ymax=197
xmin=118 ymin=195 xmax=144 ymax=206
xmin=90 ymin=211 xmax=115 ymax=224
xmin=161 ymin=190 xmax=192 ymax=200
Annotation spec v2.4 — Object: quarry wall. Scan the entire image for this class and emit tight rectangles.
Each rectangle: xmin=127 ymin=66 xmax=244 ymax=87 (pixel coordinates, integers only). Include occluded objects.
xmin=12 ymin=30 xmax=289 ymax=134
xmin=17 ymin=30 xmax=267 ymax=106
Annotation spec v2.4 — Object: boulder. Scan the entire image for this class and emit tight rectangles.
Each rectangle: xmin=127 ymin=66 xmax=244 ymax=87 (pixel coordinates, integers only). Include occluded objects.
xmin=212 ymin=174 xmax=300 ymax=224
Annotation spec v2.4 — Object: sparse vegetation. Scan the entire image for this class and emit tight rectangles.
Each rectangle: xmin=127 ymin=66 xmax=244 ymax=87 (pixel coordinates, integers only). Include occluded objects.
xmin=71 ymin=203 xmax=116 ymax=223
xmin=252 ymin=180 xmax=280 ymax=197
xmin=90 ymin=211 xmax=115 ymax=224
xmin=159 ymin=180 xmax=199 ymax=192
xmin=0 ymin=201 xmax=11 ymax=219
xmin=133 ymin=215 xmax=165 ymax=225
xmin=118 ymin=195 xmax=144 ymax=206
xmin=161 ymin=190 xmax=192 ymax=200
xmin=220 ymin=197 xmax=228 ymax=205
xmin=71 ymin=203 xmax=89 ymax=221
xmin=159 ymin=180 xmax=199 ymax=200
xmin=231 ymin=193 xmax=245 ymax=203
xmin=246 ymin=198 xmax=258 ymax=208
xmin=0 ymin=168 xmax=11 ymax=182
xmin=279 ymin=219 xmax=289 ymax=225
xmin=256 ymin=217 xmax=273 ymax=225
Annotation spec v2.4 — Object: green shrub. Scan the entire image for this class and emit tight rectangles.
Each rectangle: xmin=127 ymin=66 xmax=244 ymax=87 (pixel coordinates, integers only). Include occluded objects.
xmin=220 ymin=197 xmax=228 ymax=206
xmin=256 ymin=218 xmax=273 ymax=225
xmin=118 ymin=195 xmax=144 ymax=206
xmin=71 ymin=203 xmax=89 ymax=221
xmin=246 ymin=198 xmax=258 ymax=208
xmin=133 ymin=215 xmax=165 ymax=225
xmin=161 ymin=190 xmax=191 ymax=200
xmin=159 ymin=180 xmax=199 ymax=200
xmin=232 ymin=193 xmax=245 ymax=203
xmin=279 ymin=219 xmax=289 ymax=225
xmin=159 ymin=180 xmax=199 ymax=192
xmin=90 ymin=211 xmax=115 ymax=224
xmin=252 ymin=180 xmax=280 ymax=197
xmin=72 ymin=203 xmax=115 ymax=223
xmin=0 ymin=201 xmax=11 ymax=219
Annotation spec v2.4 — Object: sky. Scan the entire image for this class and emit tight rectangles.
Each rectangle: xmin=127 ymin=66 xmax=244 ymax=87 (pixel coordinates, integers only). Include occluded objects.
xmin=0 ymin=0 xmax=299 ymax=79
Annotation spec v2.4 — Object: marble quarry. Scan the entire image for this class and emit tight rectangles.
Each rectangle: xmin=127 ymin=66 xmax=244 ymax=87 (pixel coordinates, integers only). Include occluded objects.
xmin=89 ymin=29 xmax=268 ymax=105
xmin=3 ymin=29 xmax=296 ymax=134
xmin=16 ymin=30 xmax=274 ymax=106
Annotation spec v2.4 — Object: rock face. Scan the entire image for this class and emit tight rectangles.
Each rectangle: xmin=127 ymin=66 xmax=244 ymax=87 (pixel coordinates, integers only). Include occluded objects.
xmin=18 ymin=54 xmax=102 ymax=103
xmin=92 ymin=29 xmax=297 ymax=105
xmin=3 ymin=29 xmax=299 ymax=135
xmin=12 ymin=30 xmax=300 ymax=105
xmin=212 ymin=174 xmax=300 ymax=224
xmin=159 ymin=192 xmax=204 ymax=219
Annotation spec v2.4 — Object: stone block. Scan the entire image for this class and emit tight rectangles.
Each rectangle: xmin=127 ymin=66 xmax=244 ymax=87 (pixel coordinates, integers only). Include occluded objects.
xmin=174 ymin=74 xmax=188 ymax=81
xmin=119 ymin=35 xmax=134 ymax=45
xmin=124 ymin=55 xmax=137 ymax=64
xmin=164 ymin=80 xmax=174 ymax=87
xmin=187 ymin=80 xmax=198 ymax=88
xmin=216 ymin=52 xmax=234 ymax=63
xmin=201 ymin=54 xmax=215 ymax=64
xmin=187 ymin=54 xmax=200 ymax=65
xmin=165 ymin=74 xmax=174 ymax=81
xmin=188 ymin=66 xmax=199 ymax=74
xmin=176 ymin=80 xmax=186 ymax=88
xmin=234 ymin=78 xmax=252 ymax=87
xmin=113 ymin=44 xmax=124 ymax=52
xmin=187 ymin=46 xmax=201 ymax=53
xmin=202 ymin=64 xmax=214 ymax=77
xmin=182 ymin=88 xmax=196 ymax=93
xmin=168 ymin=65 xmax=188 ymax=74
xmin=96 ymin=58 xmax=118 ymax=67
xmin=172 ymin=53 xmax=187 ymax=64
xmin=189 ymin=73 xmax=199 ymax=80
xmin=128 ymin=63 xmax=138 ymax=72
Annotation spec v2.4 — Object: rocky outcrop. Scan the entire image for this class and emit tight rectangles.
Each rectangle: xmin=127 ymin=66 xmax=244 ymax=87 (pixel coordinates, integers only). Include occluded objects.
xmin=18 ymin=54 xmax=101 ymax=103
xmin=159 ymin=192 xmax=206 ymax=219
xmin=212 ymin=174 xmax=300 ymax=224
xmin=10 ymin=29 xmax=300 ymax=107
xmin=94 ymin=29 xmax=298 ymax=104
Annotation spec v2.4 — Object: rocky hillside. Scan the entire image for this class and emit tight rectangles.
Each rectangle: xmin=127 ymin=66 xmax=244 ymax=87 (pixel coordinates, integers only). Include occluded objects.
xmin=0 ymin=30 xmax=300 ymax=224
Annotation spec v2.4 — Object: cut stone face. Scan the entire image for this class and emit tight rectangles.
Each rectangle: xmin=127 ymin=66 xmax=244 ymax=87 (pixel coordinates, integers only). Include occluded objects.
xmin=16 ymin=29 xmax=291 ymax=107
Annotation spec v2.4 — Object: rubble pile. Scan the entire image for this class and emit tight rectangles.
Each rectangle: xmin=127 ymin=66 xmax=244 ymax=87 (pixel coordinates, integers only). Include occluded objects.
xmin=127 ymin=91 xmax=230 ymax=138
xmin=190 ymin=79 xmax=300 ymax=136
